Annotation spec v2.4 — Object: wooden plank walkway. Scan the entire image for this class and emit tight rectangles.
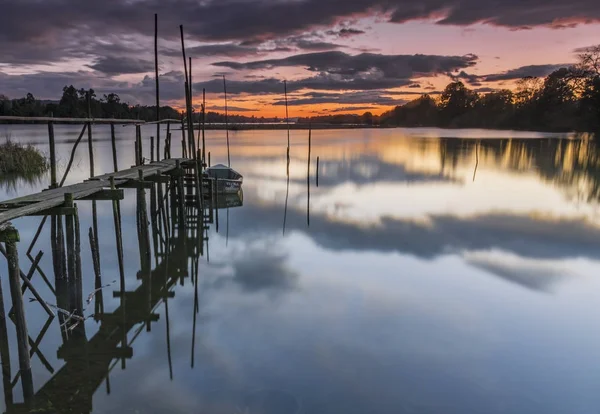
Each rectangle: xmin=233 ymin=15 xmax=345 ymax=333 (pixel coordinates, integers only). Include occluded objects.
xmin=0 ymin=159 xmax=189 ymax=225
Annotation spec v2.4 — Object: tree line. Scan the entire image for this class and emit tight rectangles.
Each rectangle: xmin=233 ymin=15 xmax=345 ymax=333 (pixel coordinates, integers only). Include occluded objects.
xmin=302 ymin=47 xmax=600 ymax=132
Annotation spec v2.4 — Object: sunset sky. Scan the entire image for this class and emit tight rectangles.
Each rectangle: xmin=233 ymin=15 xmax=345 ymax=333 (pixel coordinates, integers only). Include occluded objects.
xmin=1 ymin=0 xmax=599 ymax=117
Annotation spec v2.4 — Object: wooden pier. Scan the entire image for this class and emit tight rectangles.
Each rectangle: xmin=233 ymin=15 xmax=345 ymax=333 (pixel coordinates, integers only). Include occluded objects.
xmin=0 ymin=159 xmax=190 ymax=225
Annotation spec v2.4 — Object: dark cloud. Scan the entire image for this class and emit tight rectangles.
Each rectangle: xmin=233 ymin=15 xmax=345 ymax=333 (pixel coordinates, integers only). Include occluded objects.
xmin=294 ymin=40 xmax=343 ymax=51
xmin=198 ymin=73 xmax=415 ymax=95
xmin=407 ymin=83 xmax=421 ymax=88
xmin=482 ymin=64 xmax=572 ymax=81
xmin=214 ymin=51 xmax=478 ymax=78
xmin=208 ymin=51 xmax=476 ymax=94
xmin=326 ymin=28 xmax=366 ymax=37
xmin=454 ymin=70 xmax=481 ymax=84
xmin=88 ymin=56 xmax=154 ymax=75
xmin=169 ymin=43 xmax=259 ymax=57
xmin=1 ymin=0 xmax=598 ymax=53
xmin=272 ymin=90 xmax=407 ymax=106
xmin=455 ymin=64 xmax=573 ymax=85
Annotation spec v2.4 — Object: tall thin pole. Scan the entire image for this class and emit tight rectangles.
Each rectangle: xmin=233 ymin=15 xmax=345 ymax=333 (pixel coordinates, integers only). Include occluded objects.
xmin=48 ymin=121 xmax=57 ymax=188
xmin=284 ymin=80 xmax=290 ymax=176
xmin=307 ymin=125 xmax=311 ymax=227
xmin=110 ymin=123 xmax=118 ymax=172
xmin=87 ymin=92 xmax=94 ymax=177
xmin=284 ymin=80 xmax=290 ymax=148
xmin=189 ymin=56 xmax=195 ymax=159
xmin=223 ymin=75 xmax=230 ymax=167
xmin=154 ymin=13 xmax=161 ymax=161
xmin=202 ymin=88 xmax=206 ymax=167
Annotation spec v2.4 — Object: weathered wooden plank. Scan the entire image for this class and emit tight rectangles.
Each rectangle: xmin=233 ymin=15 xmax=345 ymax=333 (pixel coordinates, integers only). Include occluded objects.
xmin=89 ymin=159 xmax=184 ymax=182
xmin=0 ymin=181 xmax=123 ymax=207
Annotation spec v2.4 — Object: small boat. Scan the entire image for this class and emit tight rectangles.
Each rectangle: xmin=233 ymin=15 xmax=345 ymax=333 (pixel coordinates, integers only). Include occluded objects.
xmin=203 ymin=164 xmax=243 ymax=194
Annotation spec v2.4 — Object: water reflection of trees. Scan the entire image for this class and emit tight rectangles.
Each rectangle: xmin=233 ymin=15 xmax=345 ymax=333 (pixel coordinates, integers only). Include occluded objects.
xmin=438 ymin=136 xmax=600 ymax=203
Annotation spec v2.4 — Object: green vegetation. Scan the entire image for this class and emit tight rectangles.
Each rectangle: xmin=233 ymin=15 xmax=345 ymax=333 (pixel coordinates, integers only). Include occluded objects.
xmin=0 ymin=137 xmax=48 ymax=176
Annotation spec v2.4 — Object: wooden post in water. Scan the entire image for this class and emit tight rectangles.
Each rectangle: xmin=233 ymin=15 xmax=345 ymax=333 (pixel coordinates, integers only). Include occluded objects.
xmin=215 ymin=178 xmax=219 ymax=233
xmin=48 ymin=121 xmax=57 ymax=188
xmin=111 ymin=123 xmax=118 ymax=172
xmin=136 ymin=124 xmax=143 ymax=165
xmin=180 ymin=117 xmax=187 ymax=158
xmin=150 ymin=136 xmax=155 ymax=162
xmin=208 ymin=152 xmax=211 ymax=167
xmin=64 ymin=194 xmax=77 ymax=311
xmin=165 ymin=122 xmax=171 ymax=159
xmin=316 ymin=156 xmax=319 ymax=187
xmin=284 ymin=80 xmax=290 ymax=175
xmin=87 ymin=123 xmax=93 ymax=170
xmin=223 ymin=75 xmax=230 ymax=167
xmin=307 ymin=126 xmax=311 ymax=227
xmin=2 ymin=225 xmax=34 ymax=400
xmin=154 ymin=13 xmax=161 ymax=162
xmin=110 ymin=177 xmax=126 ymax=295
xmin=0 ymin=268 xmax=13 ymax=406
xmin=202 ymin=88 xmax=206 ymax=167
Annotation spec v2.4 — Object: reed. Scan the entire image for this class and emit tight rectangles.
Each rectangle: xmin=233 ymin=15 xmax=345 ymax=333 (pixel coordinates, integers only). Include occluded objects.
xmin=0 ymin=136 xmax=48 ymax=176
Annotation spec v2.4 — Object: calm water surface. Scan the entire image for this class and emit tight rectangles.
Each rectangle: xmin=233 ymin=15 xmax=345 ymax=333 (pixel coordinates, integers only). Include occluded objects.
xmin=1 ymin=124 xmax=600 ymax=413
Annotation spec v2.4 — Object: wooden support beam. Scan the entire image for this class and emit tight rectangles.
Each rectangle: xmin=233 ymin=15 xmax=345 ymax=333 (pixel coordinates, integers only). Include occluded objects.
xmin=23 ymin=207 xmax=76 ymax=217
xmin=79 ymin=189 xmax=124 ymax=201
xmin=117 ymin=181 xmax=154 ymax=189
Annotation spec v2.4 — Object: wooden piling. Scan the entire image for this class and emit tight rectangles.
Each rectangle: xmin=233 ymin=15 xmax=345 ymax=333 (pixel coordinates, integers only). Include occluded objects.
xmin=4 ymin=226 xmax=34 ymax=400
xmin=111 ymin=123 xmax=118 ymax=172
xmin=64 ymin=194 xmax=77 ymax=312
xmin=89 ymin=227 xmax=104 ymax=315
xmin=0 ymin=263 xmax=14 ymax=406
xmin=87 ymin=121 xmax=94 ymax=177
xmin=151 ymin=136 xmax=155 ymax=162
xmin=316 ymin=156 xmax=319 ymax=187
xmin=73 ymin=206 xmax=84 ymax=318
xmin=208 ymin=152 xmax=211 ymax=167
xmin=165 ymin=122 xmax=171 ymax=159
xmin=136 ymin=124 xmax=143 ymax=165
xmin=154 ymin=13 xmax=161 ymax=162
xmin=48 ymin=121 xmax=57 ymax=188
xmin=284 ymin=80 xmax=290 ymax=176
xmin=223 ymin=75 xmax=230 ymax=167
xmin=307 ymin=126 xmax=311 ymax=227
xmin=166 ymin=132 xmax=172 ymax=159
xmin=202 ymin=88 xmax=206 ymax=167
xmin=110 ymin=177 xmax=126 ymax=292
xmin=215 ymin=178 xmax=219 ymax=233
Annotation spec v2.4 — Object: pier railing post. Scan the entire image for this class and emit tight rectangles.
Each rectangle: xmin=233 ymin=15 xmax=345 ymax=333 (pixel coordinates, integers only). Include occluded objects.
xmin=87 ymin=121 xmax=94 ymax=178
xmin=48 ymin=121 xmax=57 ymax=188
xmin=111 ymin=123 xmax=118 ymax=172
